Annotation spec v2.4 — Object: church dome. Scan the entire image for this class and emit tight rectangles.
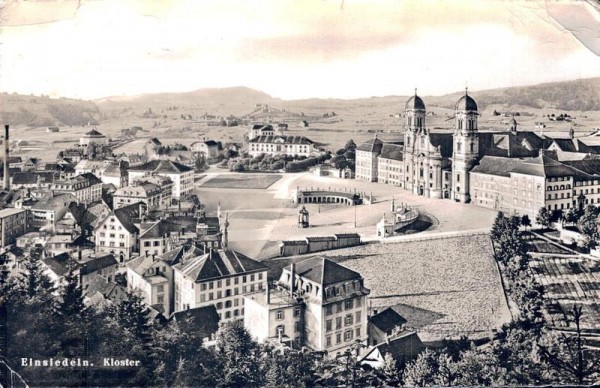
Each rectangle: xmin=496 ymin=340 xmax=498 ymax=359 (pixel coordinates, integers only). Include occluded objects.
xmin=405 ymin=94 xmax=426 ymax=111
xmin=455 ymin=92 xmax=478 ymax=112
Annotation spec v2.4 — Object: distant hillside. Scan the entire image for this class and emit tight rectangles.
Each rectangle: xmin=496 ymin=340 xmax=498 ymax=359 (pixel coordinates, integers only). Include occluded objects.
xmin=0 ymin=93 xmax=100 ymax=127
xmin=429 ymin=78 xmax=600 ymax=111
xmin=96 ymin=87 xmax=280 ymax=118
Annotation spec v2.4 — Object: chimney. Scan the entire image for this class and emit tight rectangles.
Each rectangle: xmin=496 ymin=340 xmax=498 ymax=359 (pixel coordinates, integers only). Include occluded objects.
xmin=3 ymin=125 xmax=9 ymax=190
xmin=290 ymin=262 xmax=295 ymax=294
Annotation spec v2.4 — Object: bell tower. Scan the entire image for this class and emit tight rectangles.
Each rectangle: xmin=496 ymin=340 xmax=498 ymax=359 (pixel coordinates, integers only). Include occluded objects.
xmin=452 ymin=88 xmax=479 ymax=203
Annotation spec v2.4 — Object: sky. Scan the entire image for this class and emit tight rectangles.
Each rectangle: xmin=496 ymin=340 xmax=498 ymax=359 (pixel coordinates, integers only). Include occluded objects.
xmin=0 ymin=0 xmax=599 ymax=100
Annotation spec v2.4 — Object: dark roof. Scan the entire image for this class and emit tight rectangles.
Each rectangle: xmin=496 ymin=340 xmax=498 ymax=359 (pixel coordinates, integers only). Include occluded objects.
xmin=140 ymin=217 xmax=198 ymax=239
xmin=159 ymin=245 xmax=205 ymax=266
xmin=248 ymin=135 xmax=313 ymax=145
xmin=306 ymin=236 xmax=336 ymax=242
xmin=363 ymin=331 xmax=425 ymax=365
xmin=280 ymin=240 xmax=309 ymax=246
xmin=85 ymin=129 xmax=105 ymax=137
xmin=405 ymin=94 xmax=426 ymax=111
xmin=204 ymin=140 xmax=219 ymax=147
xmin=428 ymin=134 xmax=454 ymax=157
xmin=174 ymin=249 xmax=267 ymax=282
xmin=129 ymin=159 xmax=193 ymax=174
xmin=379 ymin=144 xmax=403 ymax=161
xmin=334 ymin=233 xmax=361 ymax=239
xmin=478 ymin=131 xmax=548 ymax=158
xmin=80 ymin=254 xmax=118 ymax=276
xmin=563 ymin=159 xmax=600 ymax=177
xmin=471 ymin=156 xmax=524 ymax=177
xmin=12 ymin=171 xmax=57 ymax=185
xmin=171 ymin=305 xmax=220 ymax=338
xmin=252 ymin=124 xmax=273 ymax=131
xmin=370 ymin=307 xmax=408 ymax=335
xmin=472 ymin=154 xmax=593 ymax=180
xmin=455 ymin=93 xmax=478 ymax=111
xmin=111 ymin=202 xmax=143 ymax=233
xmin=32 ymin=193 xmax=76 ymax=211
xmin=357 ymin=137 xmax=384 ymax=154
xmin=84 ymin=274 xmax=127 ymax=305
xmin=43 ymin=252 xmax=80 ymax=277
xmin=291 ymin=257 xmax=361 ymax=286
xmin=44 ymin=163 xmax=76 ymax=173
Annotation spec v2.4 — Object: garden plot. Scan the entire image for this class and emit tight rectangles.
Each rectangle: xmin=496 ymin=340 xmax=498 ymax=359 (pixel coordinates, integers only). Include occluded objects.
xmin=201 ymin=174 xmax=282 ymax=189
xmin=530 ymin=256 xmax=600 ymax=329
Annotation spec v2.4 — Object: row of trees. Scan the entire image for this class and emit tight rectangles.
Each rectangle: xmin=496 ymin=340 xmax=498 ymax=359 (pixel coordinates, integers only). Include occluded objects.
xmin=536 ymin=205 xmax=600 ymax=248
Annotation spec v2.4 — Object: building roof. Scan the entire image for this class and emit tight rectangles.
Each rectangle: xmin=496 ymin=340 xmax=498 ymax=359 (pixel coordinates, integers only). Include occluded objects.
xmin=369 ymin=307 xmax=408 ymax=335
xmin=405 ymin=94 xmax=426 ymax=111
xmin=84 ymin=273 xmax=128 ymax=306
xmin=472 ymin=154 xmax=595 ymax=180
xmin=109 ymin=202 xmax=144 ymax=234
xmin=174 ymin=249 xmax=267 ymax=282
xmin=360 ymin=331 xmax=425 ymax=365
xmin=84 ymin=129 xmax=105 ymax=137
xmin=159 ymin=244 xmax=205 ymax=266
xmin=0 ymin=208 xmax=26 ymax=218
xmin=80 ymin=254 xmax=118 ymax=276
xmin=563 ymin=159 xmax=600 ymax=178
xmin=12 ymin=171 xmax=57 ymax=185
xmin=129 ymin=159 xmax=193 ymax=174
xmin=379 ymin=144 xmax=404 ymax=161
xmin=334 ymin=233 xmax=361 ymax=239
xmin=32 ymin=193 xmax=77 ymax=211
xmin=248 ymin=135 xmax=314 ymax=145
xmin=139 ymin=216 xmax=198 ymax=239
xmin=43 ymin=252 xmax=80 ymax=277
xmin=357 ymin=137 xmax=384 ymax=154
xmin=171 ymin=305 xmax=220 ymax=339
xmin=427 ymin=134 xmax=454 ymax=157
xmin=306 ymin=236 xmax=336 ymax=242
xmin=290 ymin=257 xmax=361 ymax=286
xmin=471 ymin=156 xmax=523 ymax=177
xmin=455 ymin=92 xmax=478 ymax=111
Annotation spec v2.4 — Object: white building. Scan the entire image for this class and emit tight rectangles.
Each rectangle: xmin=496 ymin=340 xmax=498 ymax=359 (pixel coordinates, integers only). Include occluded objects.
xmin=248 ymin=135 xmax=315 ymax=158
xmin=79 ymin=129 xmax=108 ymax=147
xmin=128 ymin=160 xmax=194 ymax=199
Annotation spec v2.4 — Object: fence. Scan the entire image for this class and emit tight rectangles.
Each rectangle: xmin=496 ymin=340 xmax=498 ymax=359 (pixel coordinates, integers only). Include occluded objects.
xmin=369 ymin=228 xmax=491 ymax=244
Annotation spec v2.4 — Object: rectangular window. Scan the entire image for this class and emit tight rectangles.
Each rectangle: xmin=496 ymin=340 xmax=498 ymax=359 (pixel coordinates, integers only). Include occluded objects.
xmin=326 ymin=336 xmax=332 ymax=347
xmin=326 ymin=305 xmax=333 ymax=316
xmin=355 ymin=311 xmax=362 ymax=323
xmin=336 ymin=333 xmax=342 ymax=344
xmin=336 ymin=302 xmax=343 ymax=313
xmin=243 ymin=276 xmax=247 ymax=283
xmin=355 ymin=327 xmax=361 ymax=338
xmin=217 ymin=280 xmax=222 ymax=288
xmin=326 ymin=319 xmax=332 ymax=332
xmin=209 ymin=292 xmax=214 ymax=301
xmin=344 ymin=314 xmax=353 ymax=326
xmin=201 ymin=283 xmax=207 ymax=291
xmin=344 ymin=330 xmax=353 ymax=342
xmin=336 ymin=317 xmax=342 ymax=330
xmin=217 ymin=291 xmax=222 ymax=299
xmin=345 ymin=299 xmax=353 ymax=310
xmin=226 ymin=278 xmax=231 ymax=287
xmin=294 ymin=308 xmax=300 ymax=317
xmin=276 ymin=310 xmax=284 ymax=320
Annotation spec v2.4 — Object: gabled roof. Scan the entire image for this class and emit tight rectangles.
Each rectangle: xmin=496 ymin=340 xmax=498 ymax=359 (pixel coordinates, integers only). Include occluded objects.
xmin=370 ymin=307 xmax=408 ymax=335
xmin=159 ymin=244 xmax=205 ymax=266
xmin=128 ymin=159 xmax=193 ymax=174
xmin=139 ymin=216 xmax=198 ymax=239
xmin=109 ymin=202 xmax=144 ymax=234
xmin=32 ymin=193 xmax=77 ymax=211
xmin=43 ymin=252 xmax=80 ymax=277
xmin=171 ymin=305 xmax=220 ymax=338
xmin=84 ymin=129 xmax=105 ymax=137
xmin=357 ymin=138 xmax=384 ymax=154
xmin=12 ymin=171 xmax=57 ymax=185
xmin=174 ymin=249 xmax=267 ymax=282
xmin=290 ymin=257 xmax=361 ymax=286
xmin=80 ymin=254 xmax=118 ymax=276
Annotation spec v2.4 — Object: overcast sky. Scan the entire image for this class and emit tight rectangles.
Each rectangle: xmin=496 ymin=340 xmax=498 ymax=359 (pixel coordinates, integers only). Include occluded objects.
xmin=1 ymin=0 xmax=599 ymax=100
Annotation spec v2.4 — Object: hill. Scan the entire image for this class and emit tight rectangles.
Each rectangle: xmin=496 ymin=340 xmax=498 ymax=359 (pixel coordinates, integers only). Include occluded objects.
xmin=0 ymin=93 xmax=100 ymax=127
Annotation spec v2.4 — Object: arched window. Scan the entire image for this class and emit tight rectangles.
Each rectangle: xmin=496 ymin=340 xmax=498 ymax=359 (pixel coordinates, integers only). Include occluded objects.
xmin=547 ymin=186 xmax=552 ymax=191
xmin=560 ymin=185 xmax=565 ymax=190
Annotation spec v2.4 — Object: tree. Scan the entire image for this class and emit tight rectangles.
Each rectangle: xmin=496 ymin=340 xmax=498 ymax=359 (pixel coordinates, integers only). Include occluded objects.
xmin=19 ymin=249 xmax=54 ymax=300
xmin=344 ymin=139 xmax=357 ymax=151
xmin=577 ymin=206 xmax=599 ymax=249
xmin=491 ymin=211 xmax=506 ymax=241
xmin=565 ymin=207 xmax=579 ymax=225
xmin=54 ymin=268 xmax=87 ymax=320
xmin=402 ymin=349 xmax=439 ymax=386
xmin=536 ymin=207 xmax=552 ymax=229
xmin=521 ymin=214 xmax=532 ymax=230
xmin=112 ymin=292 xmax=153 ymax=342
xmin=215 ymin=320 xmax=262 ymax=386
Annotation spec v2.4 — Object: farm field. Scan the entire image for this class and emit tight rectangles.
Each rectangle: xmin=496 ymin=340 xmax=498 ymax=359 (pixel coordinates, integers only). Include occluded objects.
xmin=530 ymin=256 xmax=600 ymax=330
xmin=201 ymin=174 xmax=282 ymax=189
xmin=265 ymin=234 xmax=511 ymax=340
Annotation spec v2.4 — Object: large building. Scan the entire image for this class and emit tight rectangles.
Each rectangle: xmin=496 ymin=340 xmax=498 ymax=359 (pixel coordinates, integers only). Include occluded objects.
xmin=95 ymin=202 xmax=147 ymax=263
xmin=248 ymin=135 xmax=315 ymax=158
xmin=173 ymin=248 xmax=268 ymax=321
xmin=80 ymin=129 xmax=108 ymax=147
xmin=244 ymin=257 xmax=370 ymax=355
xmin=0 ymin=208 xmax=28 ymax=248
xmin=51 ymin=173 xmax=103 ymax=205
xmin=128 ymin=160 xmax=193 ymax=199
xmin=355 ymin=90 xmax=600 ymax=216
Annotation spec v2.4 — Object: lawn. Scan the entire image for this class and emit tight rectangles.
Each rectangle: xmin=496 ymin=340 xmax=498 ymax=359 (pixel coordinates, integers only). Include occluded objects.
xmin=201 ymin=174 xmax=282 ymax=189
xmin=264 ymin=234 xmax=511 ymax=340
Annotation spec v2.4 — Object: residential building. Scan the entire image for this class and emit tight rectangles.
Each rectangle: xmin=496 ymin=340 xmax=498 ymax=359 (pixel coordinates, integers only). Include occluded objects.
xmin=190 ymin=140 xmax=221 ymax=158
xmin=51 ymin=173 xmax=103 ymax=204
xmin=249 ymin=124 xmax=275 ymax=140
xmin=95 ymin=202 xmax=146 ymax=263
xmin=377 ymin=144 xmax=404 ymax=186
xmin=30 ymin=193 xmax=77 ymax=230
xmin=355 ymin=137 xmax=383 ymax=182
xmin=113 ymin=182 xmax=163 ymax=209
xmin=128 ymin=160 xmax=194 ymax=199
xmin=11 ymin=171 xmax=58 ymax=190
xmin=171 ymin=305 xmax=220 ymax=346
xmin=173 ymin=249 xmax=268 ymax=321
xmin=367 ymin=307 xmax=408 ymax=346
xmin=132 ymin=175 xmax=173 ymax=207
xmin=359 ymin=331 xmax=424 ymax=369
xmin=139 ymin=216 xmax=200 ymax=257
xmin=0 ymin=208 xmax=28 ymax=247
xmin=245 ymin=257 xmax=370 ymax=356
xmin=248 ymin=135 xmax=315 ymax=158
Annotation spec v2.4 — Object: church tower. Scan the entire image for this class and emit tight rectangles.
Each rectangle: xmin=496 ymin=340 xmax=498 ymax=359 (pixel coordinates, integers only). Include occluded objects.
xmin=452 ymin=88 xmax=479 ymax=203
xmin=403 ymin=89 xmax=426 ymax=193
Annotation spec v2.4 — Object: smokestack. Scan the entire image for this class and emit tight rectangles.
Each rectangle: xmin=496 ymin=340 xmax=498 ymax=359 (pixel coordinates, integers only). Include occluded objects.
xmin=3 ymin=125 xmax=9 ymax=190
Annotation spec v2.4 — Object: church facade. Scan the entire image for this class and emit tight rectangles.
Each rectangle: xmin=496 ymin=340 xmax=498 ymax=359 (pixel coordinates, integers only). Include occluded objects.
xmin=356 ymin=90 xmax=600 ymax=216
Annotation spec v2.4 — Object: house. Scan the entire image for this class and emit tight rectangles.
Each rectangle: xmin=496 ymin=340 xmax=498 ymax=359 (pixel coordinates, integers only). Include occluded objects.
xmin=83 ymin=273 xmax=128 ymax=310
xmin=95 ymin=202 xmax=147 ymax=263
xmin=11 ymin=171 xmax=58 ymax=190
xmin=80 ymin=128 xmax=108 ymax=147
xmin=128 ymin=160 xmax=194 ymax=199
xmin=42 ymin=252 xmax=80 ymax=285
xmin=47 ymin=126 xmax=60 ymax=133
xmin=127 ymin=244 xmax=204 ymax=316
xmin=113 ymin=182 xmax=163 ymax=210
xmin=79 ymin=253 xmax=119 ymax=289
xmin=131 ymin=176 xmax=173 ymax=207
xmin=0 ymin=208 xmax=28 ymax=248
xmin=139 ymin=216 xmax=200 ymax=257
xmin=173 ymin=248 xmax=268 ymax=321
xmin=44 ymin=163 xmax=76 ymax=179
xmin=245 ymin=257 xmax=370 ymax=355
xmin=367 ymin=307 xmax=408 ymax=346
xmin=59 ymin=148 xmax=86 ymax=164
xmin=190 ymin=140 xmax=221 ymax=159
xmin=248 ymin=135 xmax=315 ymax=158
xmin=171 ymin=305 xmax=220 ymax=346
xmin=102 ymin=162 xmax=128 ymax=188
xmin=30 ymin=193 xmax=78 ymax=230
xmin=249 ymin=124 xmax=275 ymax=140
xmin=51 ymin=173 xmax=103 ymax=205
xmin=359 ymin=331 xmax=425 ymax=369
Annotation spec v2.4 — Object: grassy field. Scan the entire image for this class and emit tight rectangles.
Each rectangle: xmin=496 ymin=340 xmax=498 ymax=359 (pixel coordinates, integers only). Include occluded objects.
xmin=265 ymin=234 xmax=511 ymax=340
xmin=201 ymin=174 xmax=282 ymax=189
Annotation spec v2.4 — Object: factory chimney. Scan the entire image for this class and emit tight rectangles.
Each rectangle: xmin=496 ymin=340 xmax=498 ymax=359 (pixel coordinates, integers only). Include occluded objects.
xmin=3 ymin=125 xmax=9 ymax=191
